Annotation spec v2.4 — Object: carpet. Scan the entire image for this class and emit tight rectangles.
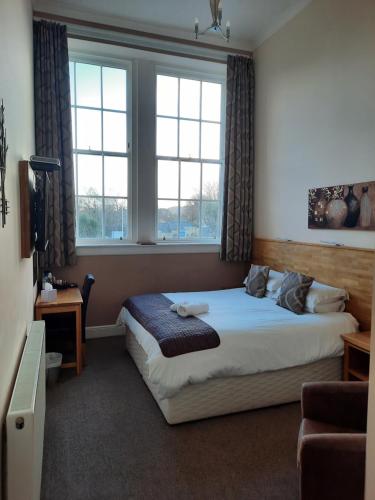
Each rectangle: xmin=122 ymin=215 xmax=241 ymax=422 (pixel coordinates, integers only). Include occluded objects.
xmin=41 ymin=336 xmax=300 ymax=500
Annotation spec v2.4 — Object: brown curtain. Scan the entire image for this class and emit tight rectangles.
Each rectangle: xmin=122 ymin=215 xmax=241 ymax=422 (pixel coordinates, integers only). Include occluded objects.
xmin=221 ymin=55 xmax=254 ymax=262
xmin=33 ymin=20 xmax=76 ymax=268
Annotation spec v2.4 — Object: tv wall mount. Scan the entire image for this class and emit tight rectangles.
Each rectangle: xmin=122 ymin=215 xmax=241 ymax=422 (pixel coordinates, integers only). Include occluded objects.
xmin=29 ymin=156 xmax=61 ymax=173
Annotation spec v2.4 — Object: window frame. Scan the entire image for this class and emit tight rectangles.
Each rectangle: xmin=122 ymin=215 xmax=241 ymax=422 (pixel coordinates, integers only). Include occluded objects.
xmin=68 ymin=48 xmax=226 ymax=253
xmin=69 ymin=53 xmax=133 ymax=246
xmin=154 ymin=66 xmax=226 ymax=244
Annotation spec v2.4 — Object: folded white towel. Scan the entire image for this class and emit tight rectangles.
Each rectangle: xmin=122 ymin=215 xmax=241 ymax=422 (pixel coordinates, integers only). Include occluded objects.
xmin=177 ymin=303 xmax=209 ymax=318
xmin=170 ymin=302 xmax=188 ymax=312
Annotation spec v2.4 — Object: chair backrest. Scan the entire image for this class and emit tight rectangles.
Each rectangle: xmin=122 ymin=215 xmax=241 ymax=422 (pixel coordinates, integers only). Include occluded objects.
xmin=81 ymin=273 xmax=95 ymax=342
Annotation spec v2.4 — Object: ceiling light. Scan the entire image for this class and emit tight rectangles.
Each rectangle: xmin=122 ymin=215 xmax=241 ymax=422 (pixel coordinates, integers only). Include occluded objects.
xmin=194 ymin=0 xmax=231 ymax=42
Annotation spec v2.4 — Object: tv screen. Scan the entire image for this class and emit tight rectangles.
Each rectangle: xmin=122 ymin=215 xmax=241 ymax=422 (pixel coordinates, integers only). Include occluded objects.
xmin=34 ymin=172 xmax=50 ymax=252
xmin=27 ymin=166 xmax=37 ymax=252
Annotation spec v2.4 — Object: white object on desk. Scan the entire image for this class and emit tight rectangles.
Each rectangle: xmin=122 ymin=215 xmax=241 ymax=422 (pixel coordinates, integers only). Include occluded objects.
xmin=40 ymin=289 xmax=57 ymax=302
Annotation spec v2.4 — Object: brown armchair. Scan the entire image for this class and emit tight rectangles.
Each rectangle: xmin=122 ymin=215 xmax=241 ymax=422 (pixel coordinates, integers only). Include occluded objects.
xmin=298 ymin=382 xmax=368 ymax=500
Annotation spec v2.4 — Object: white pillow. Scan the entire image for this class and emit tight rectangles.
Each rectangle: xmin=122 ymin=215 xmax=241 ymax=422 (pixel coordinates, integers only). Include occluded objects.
xmin=305 ymin=281 xmax=349 ymax=312
xmin=306 ymin=300 xmax=346 ymax=314
xmin=266 ymin=270 xmax=283 ymax=292
xmin=265 ymin=289 xmax=279 ymax=300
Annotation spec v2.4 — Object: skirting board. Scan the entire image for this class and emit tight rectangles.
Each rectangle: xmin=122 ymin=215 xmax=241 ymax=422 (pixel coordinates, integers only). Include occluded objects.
xmin=86 ymin=324 xmax=125 ymax=339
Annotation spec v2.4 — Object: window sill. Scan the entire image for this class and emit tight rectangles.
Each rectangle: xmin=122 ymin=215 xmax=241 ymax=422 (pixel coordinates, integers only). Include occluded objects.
xmin=76 ymin=242 xmax=220 ymax=256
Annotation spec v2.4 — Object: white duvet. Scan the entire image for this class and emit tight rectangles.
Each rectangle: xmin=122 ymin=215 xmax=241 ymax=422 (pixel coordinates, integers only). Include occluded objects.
xmin=119 ymin=288 xmax=358 ymax=400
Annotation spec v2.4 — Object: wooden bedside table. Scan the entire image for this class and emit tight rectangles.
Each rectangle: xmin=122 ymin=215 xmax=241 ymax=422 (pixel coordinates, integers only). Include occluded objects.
xmin=341 ymin=332 xmax=371 ymax=381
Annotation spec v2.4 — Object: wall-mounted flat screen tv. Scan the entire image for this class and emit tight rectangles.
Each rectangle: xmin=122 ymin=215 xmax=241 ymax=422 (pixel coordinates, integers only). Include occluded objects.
xmin=34 ymin=172 xmax=50 ymax=252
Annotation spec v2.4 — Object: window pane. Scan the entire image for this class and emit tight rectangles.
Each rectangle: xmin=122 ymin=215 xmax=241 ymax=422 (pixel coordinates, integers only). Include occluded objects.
xmin=158 ymin=160 xmax=178 ymax=199
xmin=77 ymin=154 xmax=102 ymax=196
xmin=201 ymin=122 xmax=220 ymax=160
xmin=76 ymin=63 xmax=101 ymax=108
xmin=69 ymin=62 xmax=75 ymax=105
xmin=158 ymin=200 xmax=178 ymax=240
xmin=104 ymin=198 xmax=127 ymax=239
xmin=179 ymin=120 xmax=199 ymax=159
xmin=157 ymin=117 xmax=177 ymax=156
xmin=157 ymin=75 xmax=178 ymax=117
xmin=202 ymin=82 xmax=221 ymax=122
xmin=103 ymin=111 xmax=127 ymax=153
xmin=77 ymin=197 xmax=102 ymax=239
xmin=180 ymin=162 xmax=200 ymax=199
xmin=180 ymin=201 xmax=200 ymax=239
xmin=104 ymin=156 xmax=127 ymax=197
xmin=202 ymin=201 xmax=219 ymax=238
xmin=202 ymin=163 xmax=220 ymax=200
xmin=77 ymin=108 xmax=101 ymax=150
xmin=154 ymin=75 xmax=223 ymax=241
xmin=103 ymin=67 xmax=126 ymax=111
xmin=180 ymin=78 xmax=200 ymax=119
xmin=72 ymin=61 xmax=132 ymax=241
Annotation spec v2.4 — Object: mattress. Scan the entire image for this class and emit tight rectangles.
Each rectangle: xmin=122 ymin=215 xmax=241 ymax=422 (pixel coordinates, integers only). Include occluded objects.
xmin=126 ymin=328 xmax=343 ymax=424
xmin=118 ymin=287 xmax=358 ymax=400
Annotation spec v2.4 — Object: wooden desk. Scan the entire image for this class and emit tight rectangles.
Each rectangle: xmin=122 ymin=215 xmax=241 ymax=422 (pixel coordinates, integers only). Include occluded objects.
xmin=35 ymin=288 xmax=83 ymax=375
xmin=341 ymin=331 xmax=371 ymax=382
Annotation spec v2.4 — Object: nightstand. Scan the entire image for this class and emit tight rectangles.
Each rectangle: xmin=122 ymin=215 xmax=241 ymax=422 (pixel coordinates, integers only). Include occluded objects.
xmin=341 ymin=332 xmax=371 ymax=381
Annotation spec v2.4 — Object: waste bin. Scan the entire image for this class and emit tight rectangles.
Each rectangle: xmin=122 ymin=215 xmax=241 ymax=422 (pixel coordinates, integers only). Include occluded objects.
xmin=46 ymin=352 xmax=62 ymax=387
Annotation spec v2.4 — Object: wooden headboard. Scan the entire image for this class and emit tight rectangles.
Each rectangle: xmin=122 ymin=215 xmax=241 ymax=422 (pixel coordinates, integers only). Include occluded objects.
xmin=252 ymin=238 xmax=374 ymax=331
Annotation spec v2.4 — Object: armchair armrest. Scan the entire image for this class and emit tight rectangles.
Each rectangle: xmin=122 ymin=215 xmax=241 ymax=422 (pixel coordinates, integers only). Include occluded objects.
xmin=299 ymin=434 xmax=366 ymax=500
xmin=301 ymin=382 xmax=368 ymax=431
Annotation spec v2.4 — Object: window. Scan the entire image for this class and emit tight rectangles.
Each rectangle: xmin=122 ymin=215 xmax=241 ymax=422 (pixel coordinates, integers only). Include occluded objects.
xmin=70 ymin=61 xmax=130 ymax=242
xmin=68 ymin=49 xmax=225 ymax=251
xmin=156 ymin=74 xmax=223 ymax=241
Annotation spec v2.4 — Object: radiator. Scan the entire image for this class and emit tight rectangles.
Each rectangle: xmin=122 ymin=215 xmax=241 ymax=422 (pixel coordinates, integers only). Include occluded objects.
xmin=6 ymin=320 xmax=46 ymax=500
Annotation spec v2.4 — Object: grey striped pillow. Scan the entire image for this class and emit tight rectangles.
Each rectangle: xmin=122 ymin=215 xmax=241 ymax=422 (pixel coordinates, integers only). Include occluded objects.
xmin=245 ymin=265 xmax=270 ymax=298
xmin=277 ymin=271 xmax=314 ymax=314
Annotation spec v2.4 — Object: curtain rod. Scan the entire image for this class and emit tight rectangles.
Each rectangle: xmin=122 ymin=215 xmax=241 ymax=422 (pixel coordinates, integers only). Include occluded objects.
xmin=68 ymin=33 xmax=227 ymax=65
xmin=33 ymin=10 xmax=253 ymax=59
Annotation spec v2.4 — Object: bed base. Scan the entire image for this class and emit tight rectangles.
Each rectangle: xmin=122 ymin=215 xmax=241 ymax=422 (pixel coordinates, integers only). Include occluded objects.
xmin=125 ymin=328 xmax=343 ymax=425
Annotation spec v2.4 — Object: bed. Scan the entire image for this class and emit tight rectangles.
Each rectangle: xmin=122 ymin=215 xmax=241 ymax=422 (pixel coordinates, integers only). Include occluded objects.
xmin=118 ymin=287 xmax=358 ymax=424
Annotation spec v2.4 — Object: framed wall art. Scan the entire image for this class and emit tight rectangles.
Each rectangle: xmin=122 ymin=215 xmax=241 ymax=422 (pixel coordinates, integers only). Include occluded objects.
xmin=308 ymin=181 xmax=375 ymax=231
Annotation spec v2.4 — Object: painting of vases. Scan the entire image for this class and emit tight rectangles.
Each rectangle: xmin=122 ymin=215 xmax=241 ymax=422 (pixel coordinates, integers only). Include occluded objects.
xmin=308 ymin=181 xmax=375 ymax=231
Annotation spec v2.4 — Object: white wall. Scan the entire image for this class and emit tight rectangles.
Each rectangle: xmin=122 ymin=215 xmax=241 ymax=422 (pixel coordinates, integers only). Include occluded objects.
xmin=0 ymin=0 xmax=34 ymax=493
xmin=254 ymin=0 xmax=375 ymax=249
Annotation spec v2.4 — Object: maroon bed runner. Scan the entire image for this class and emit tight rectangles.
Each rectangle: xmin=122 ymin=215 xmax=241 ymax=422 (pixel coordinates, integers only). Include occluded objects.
xmin=123 ymin=293 xmax=220 ymax=358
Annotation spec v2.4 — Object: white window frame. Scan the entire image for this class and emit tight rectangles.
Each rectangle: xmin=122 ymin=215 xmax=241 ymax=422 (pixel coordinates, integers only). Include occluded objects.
xmin=68 ymin=44 xmax=226 ymax=255
xmin=155 ymin=66 xmax=226 ymax=244
xmin=69 ymin=53 xmax=133 ymax=246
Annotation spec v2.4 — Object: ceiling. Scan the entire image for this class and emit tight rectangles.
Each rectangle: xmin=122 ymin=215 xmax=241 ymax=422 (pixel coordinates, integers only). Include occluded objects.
xmin=33 ymin=0 xmax=312 ymax=49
